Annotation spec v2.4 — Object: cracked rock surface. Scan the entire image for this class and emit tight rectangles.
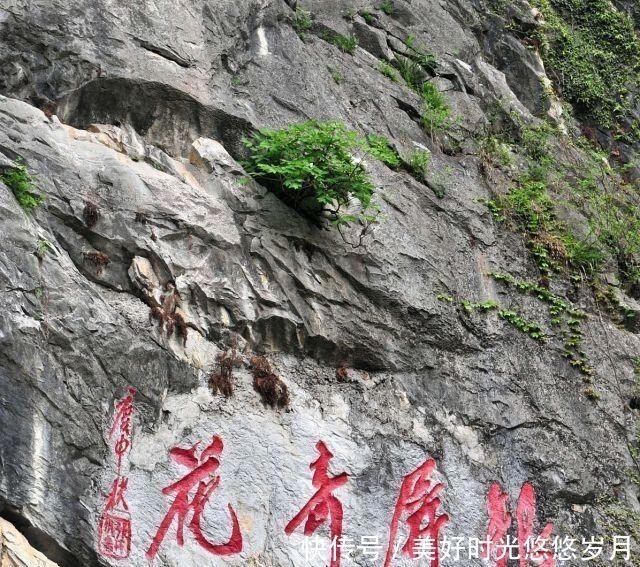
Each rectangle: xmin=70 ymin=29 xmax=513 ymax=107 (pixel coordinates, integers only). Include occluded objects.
xmin=0 ymin=0 xmax=639 ymax=566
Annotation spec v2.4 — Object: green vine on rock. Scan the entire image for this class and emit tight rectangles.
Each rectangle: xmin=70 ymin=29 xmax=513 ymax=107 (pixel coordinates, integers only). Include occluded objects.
xmin=445 ymin=296 xmax=547 ymax=342
xmin=489 ymin=272 xmax=594 ymax=377
xmin=530 ymin=0 xmax=640 ymax=132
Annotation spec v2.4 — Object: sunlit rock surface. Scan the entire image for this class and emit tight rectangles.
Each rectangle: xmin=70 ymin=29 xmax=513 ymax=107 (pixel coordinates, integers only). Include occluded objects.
xmin=0 ymin=1 xmax=639 ymax=566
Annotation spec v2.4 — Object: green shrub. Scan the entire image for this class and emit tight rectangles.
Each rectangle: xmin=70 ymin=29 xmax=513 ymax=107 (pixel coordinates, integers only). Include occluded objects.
xmin=365 ymin=134 xmax=400 ymax=168
xmin=395 ymin=57 xmax=425 ymax=91
xmin=322 ymin=32 xmax=358 ymax=54
xmin=491 ymin=167 xmax=605 ymax=274
xmin=1 ymin=161 xmax=43 ymax=213
xmin=35 ymin=238 xmax=54 ymax=259
xmin=521 ymin=122 xmax=554 ymax=162
xmin=577 ymin=172 xmax=640 ymax=284
xmin=421 ymin=82 xmax=450 ymax=135
xmin=359 ymin=10 xmax=375 ymax=24
xmin=378 ymin=0 xmax=394 ymax=15
xmin=292 ymin=7 xmax=312 ymax=37
xmin=377 ymin=61 xmax=399 ymax=82
xmin=403 ymin=36 xmax=437 ymax=74
xmin=505 ymin=176 xmax=554 ymax=233
xmin=480 ymin=135 xmax=513 ymax=167
xmin=242 ymin=121 xmax=380 ymax=226
xmin=327 ymin=65 xmax=343 ymax=84
xmin=406 ymin=150 xmax=430 ymax=181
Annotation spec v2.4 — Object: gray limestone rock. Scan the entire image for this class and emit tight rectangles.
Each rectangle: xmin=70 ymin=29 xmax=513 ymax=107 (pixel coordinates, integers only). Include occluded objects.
xmin=0 ymin=1 xmax=639 ymax=567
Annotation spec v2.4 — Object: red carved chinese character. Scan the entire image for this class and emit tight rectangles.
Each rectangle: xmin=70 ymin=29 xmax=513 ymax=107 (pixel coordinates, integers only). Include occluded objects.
xmin=484 ymin=483 xmax=512 ymax=567
xmin=483 ymin=482 xmax=555 ymax=567
xmin=285 ymin=441 xmax=349 ymax=567
xmin=383 ymin=458 xmax=449 ymax=567
xmin=517 ymin=482 xmax=555 ymax=567
xmin=98 ymin=478 xmax=132 ymax=559
xmin=146 ymin=435 xmax=242 ymax=560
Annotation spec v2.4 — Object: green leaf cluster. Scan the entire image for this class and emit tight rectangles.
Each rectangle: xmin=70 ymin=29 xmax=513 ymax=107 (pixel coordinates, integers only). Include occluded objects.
xmin=531 ymin=0 xmax=640 ymax=130
xmin=321 ymin=31 xmax=358 ymax=54
xmin=1 ymin=161 xmax=43 ymax=213
xmin=420 ymin=82 xmax=451 ymax=135
xmin=406 ymin=150 xmax=430 ymax=182
xmin=490 ymin=271 xmax=593 ymax=374
xmin=359 ymin=10 xmax=376 ymax=24
xmin=479 ymin=135 xmax=513 ymax=168
xmin=393 ymin=35 xmax=438 ymax=98
xmin=488 ymin=162 xmax=604 ymax=275
xmin=376 ymin=61 xmax=399 ymax=82
xmin=242 ymin=121 xmax=388 ymax=226
xmin=378 ymin=0 xmax=394 ymax=15
xmin=292 ymin=7 xmax=312 ymax=38
xmin=458 ymin=296 xmax=547 ymax=342
xmin=365 ymin=134 xmax=401 ymax=168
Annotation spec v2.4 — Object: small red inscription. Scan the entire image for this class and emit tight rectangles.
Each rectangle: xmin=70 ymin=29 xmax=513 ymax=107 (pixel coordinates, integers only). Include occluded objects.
xmin=97 ymin=388 xmax=135 ymax=560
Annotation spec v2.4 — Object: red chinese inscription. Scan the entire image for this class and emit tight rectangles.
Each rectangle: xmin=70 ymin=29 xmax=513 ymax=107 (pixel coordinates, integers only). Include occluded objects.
xmin=383 ymin=458 xmax=449 ymax=567
xmin=484 ymin=482 xmax=555 ymax=567
xmin=109 ymin=387 xmax=135 ymax=470
xmin=285 ymin=441 xmax=349 ymax=567
xmin=97 ymin=387 xmax=135 ymax=560
xmin=146 ymin=435 xmax=243 ymax=560
xmin=484 ymin=483 xmax=512 ymax=567
xmin=516 ymin=482 xmax=555 ymax=567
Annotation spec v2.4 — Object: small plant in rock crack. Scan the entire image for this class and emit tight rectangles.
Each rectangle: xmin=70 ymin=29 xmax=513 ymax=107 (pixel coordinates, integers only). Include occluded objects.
xmin=83 ymin=201 xmax=100 ymax=228
xmin=489 ymin=271 xmax=594 ymax=375
xmin=250 ymin=355 xmax=290 ymax=409
xmin=342 ymin=6 xmax=357 ymax=21
xmin=421 ymin=82 xmax=451 ymax=136
xmin=35 ymin=238 xmax=54 ymax=260
xmin=359 ymin=10 xmax=376 ymax=24
xmin=84 ymin=250 xmax=110 ymax=275
xmin=209 ymin=345 xmax=243 ymax=398
xmin=378 ymin=0 xmax=394 ymax=15
xmin=377 ymin=61 xmax=399 ymax=82
xmin=327 ymin=65 xmax=343 ymax=84
xmin=406 ymin=149 xmax=430 ymax=182
xmin=456 ymin=296 xmax=548 ymax=342
xmin=321 ymin=31 xmax=358 ymax=54
xmin=395 ymin=57 xmax=425 ymax=91
xmin=1 ymin=160 xmax=43 ymax=213
xmin=479 ymin=135 xmax=513 ymax=168
xmin=292 ymin=7 xmax=312 ymax=38
xmin=403 ymin=35 xmax=438 ymax=73
xmin=242 ymin=121 xmax=385 ymax=243
xmin=584 ymin=387 xmax=601 ymax=401
xmin=497 ymin=309 xmax=547 ymax=342
xmin=365 ymin=134 xmax=401 ymax=168
xmin=147 ymin=283 xmax=198 ymax=346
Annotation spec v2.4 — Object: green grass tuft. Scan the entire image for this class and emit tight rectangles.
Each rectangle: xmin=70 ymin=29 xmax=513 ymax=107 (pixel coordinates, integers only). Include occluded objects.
xmin=1 ymin=161 xmax=43 ymax=213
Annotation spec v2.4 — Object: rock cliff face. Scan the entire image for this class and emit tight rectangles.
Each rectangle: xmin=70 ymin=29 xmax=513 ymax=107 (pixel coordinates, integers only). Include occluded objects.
xmin=1 ymin=0 xmax=640 ymax=566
